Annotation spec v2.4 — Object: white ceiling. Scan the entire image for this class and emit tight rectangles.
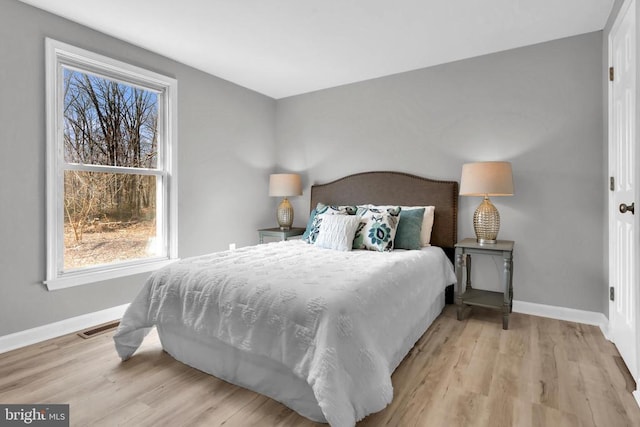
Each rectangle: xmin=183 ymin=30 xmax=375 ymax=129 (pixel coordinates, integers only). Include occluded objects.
xmin=19 ymin=0 xmax=614 ymax=99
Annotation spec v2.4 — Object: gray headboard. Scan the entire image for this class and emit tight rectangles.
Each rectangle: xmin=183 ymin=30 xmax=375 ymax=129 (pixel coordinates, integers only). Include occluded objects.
xmin=310 ymin=171 xmax=458 ymax=253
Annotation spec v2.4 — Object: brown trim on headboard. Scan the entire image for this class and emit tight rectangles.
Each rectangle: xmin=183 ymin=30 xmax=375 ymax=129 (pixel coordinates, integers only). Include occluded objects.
xmin=310 ymin=171 xmax=458 ymax=251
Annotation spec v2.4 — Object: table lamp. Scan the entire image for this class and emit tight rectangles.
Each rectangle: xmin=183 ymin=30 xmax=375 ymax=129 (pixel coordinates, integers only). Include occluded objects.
xmin=459 ymin=161 xmax=514 ymax=244
xmin=269 ymin=174 xmax=302 ymax=230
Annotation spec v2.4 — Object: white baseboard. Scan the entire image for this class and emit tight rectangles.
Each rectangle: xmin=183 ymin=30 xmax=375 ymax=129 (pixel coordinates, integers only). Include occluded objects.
xmin=0 ymin=300 xmax=612 ymax=355
xmin=512 ymin=300 xmax=609 ymax=338
xmin=0 ymin=303 xmax=129 ymax=354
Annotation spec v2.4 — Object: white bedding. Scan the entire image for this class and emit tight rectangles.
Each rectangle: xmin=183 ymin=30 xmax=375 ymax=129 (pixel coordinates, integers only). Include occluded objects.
xmin=114 ymin=240 xmax=456 ymax=426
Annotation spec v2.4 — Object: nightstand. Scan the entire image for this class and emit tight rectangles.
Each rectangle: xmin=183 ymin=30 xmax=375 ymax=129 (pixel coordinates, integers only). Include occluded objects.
xmin=455 ymin=238 xmax=514 ymax=329
xmin=258 ymin=227 xmax=305 ymax=244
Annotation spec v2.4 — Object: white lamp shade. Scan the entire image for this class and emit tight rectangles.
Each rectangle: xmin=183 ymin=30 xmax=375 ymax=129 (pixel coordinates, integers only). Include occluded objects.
xmin=269 ymin=174 xmax=302 ymax=197
xmin=459 ymin=162 xmax=514 ymax=196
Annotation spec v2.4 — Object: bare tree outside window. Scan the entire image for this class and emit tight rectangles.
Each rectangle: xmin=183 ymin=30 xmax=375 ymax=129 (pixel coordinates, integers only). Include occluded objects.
xmin=46 ymin=39 xmax=177 ymax=290
xmin=62 ymin=69 xmax=160 ymax=270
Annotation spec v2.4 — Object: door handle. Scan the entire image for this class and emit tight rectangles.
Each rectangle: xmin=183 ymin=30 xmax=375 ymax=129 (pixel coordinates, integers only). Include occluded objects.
xmin=619 ymin=202 xmax=635 ymax=214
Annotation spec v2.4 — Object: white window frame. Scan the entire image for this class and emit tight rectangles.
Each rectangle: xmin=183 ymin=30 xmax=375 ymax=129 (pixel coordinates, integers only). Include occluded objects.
xmin=45 ymin=39 xmax=178 ymax=290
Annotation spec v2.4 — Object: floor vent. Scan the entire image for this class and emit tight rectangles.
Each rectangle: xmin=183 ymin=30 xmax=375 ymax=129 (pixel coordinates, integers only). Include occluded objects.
xmin=78 ymin=320 xmax=120 ymax=339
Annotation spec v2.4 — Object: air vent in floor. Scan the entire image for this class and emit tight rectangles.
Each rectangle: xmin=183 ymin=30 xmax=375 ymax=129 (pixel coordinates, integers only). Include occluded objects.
xmin=77 ymin=320 xmax=120 ymax=339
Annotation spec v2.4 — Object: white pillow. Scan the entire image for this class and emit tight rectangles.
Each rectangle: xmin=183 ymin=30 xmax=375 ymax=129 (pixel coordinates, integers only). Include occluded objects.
xmin=364 ymin=205 xmax=435 ymax=246
xmin=313 ymin=214 xmax=361 ymax=251
xmin=304 ymin=203 xmax=357 ymax=244
xmin=412 ymin=206 xmax=435 ymax=246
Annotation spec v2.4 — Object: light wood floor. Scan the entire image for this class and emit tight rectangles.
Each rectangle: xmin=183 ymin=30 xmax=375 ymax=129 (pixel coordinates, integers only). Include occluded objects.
xmin=1 ymin=306 xmax=639 ymax=427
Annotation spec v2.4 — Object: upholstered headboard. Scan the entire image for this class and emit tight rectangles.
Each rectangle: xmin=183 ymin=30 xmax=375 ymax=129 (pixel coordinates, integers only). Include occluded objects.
xmin=310 ymin=171 xmax=458 ymax=254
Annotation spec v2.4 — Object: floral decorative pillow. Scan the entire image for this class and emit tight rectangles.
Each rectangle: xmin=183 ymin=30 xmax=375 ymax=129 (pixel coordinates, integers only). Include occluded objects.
xmin=364 ymin=204 xmax=435 ymax=247
xmin=301 ymin=208 xmax=318 ymax=242
xmin=303 ymin=203 xmax=357 ymax=244
xmin=353 ymin=206 xmax=401 ymax=252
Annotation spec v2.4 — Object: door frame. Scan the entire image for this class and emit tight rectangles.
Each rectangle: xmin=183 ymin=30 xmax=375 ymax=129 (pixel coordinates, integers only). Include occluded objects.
xmin=608 ymin=0 xmax=640 ymax=404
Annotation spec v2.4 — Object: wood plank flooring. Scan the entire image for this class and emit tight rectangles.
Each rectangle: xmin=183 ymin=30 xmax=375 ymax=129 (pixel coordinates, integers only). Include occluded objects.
xmin=1 ymin=306 xmax=639 ymax=426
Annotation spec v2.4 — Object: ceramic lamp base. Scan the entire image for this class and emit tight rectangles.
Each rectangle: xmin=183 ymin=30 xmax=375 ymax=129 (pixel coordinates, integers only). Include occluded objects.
xmin=277 ymin=197 xmax=294 ymax=230
xmin=473 ymin=196 xmax=500 ymax=244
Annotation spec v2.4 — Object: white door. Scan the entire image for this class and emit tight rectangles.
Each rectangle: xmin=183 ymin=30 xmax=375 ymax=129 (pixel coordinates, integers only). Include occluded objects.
xmin=609 ymin=0 xmax=639 ymax=382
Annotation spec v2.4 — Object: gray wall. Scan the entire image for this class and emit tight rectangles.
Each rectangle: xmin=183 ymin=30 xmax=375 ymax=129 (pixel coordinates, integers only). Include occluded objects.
xmin=276 ymin=32 xmax=605 ymax=313
xmin=0 ymin=0 xmax=277 ymax=335
xmin=0 ymin=0 xmax=609 ymax=337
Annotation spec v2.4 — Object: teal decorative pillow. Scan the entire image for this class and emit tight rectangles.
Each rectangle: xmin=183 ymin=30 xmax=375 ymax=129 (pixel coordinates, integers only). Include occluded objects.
xmin=353 ymin=206 xmax=401 ymax=252
xmin=394 ymin=207 xmax=425 ymax=250
xmin=302 ymin=208 xmax=318 ymax=242
xmin=304 ymin=203 xmax=357 ymax=244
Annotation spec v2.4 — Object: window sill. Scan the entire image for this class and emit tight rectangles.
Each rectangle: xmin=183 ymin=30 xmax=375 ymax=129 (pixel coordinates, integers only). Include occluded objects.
xmin=44 ymin=258 xmax=179 ymax=291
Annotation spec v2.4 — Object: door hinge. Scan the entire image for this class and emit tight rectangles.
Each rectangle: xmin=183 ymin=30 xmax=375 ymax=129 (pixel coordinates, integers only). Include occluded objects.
xmin=610 ymin=66 xmax=615 ymax=82
xmin=610 ymin=176 xmax=615 ymax=191
xmin=610 ymin=286 xmax=615 ymax=301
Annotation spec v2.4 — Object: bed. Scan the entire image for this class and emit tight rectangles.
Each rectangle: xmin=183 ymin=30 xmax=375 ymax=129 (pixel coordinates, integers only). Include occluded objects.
xmin=114 ymin=171 xmax=458 ymax=427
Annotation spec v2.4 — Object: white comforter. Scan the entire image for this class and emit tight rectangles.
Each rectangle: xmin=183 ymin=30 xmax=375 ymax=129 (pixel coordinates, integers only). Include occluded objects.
xmin=114 ymin=241 xmax=456 ymax=426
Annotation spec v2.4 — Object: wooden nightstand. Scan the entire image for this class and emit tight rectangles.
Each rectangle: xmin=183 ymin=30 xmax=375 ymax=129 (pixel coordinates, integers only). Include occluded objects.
xmin=455 ymin=238 xmax=514 ymax=329
xmin=258 ymin=227 xmax=305 ymax=244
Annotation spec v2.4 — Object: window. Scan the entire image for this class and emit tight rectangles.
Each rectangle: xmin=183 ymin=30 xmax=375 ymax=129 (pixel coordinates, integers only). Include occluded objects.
xmin=45 ymin=39 xmax=177 ymax=290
